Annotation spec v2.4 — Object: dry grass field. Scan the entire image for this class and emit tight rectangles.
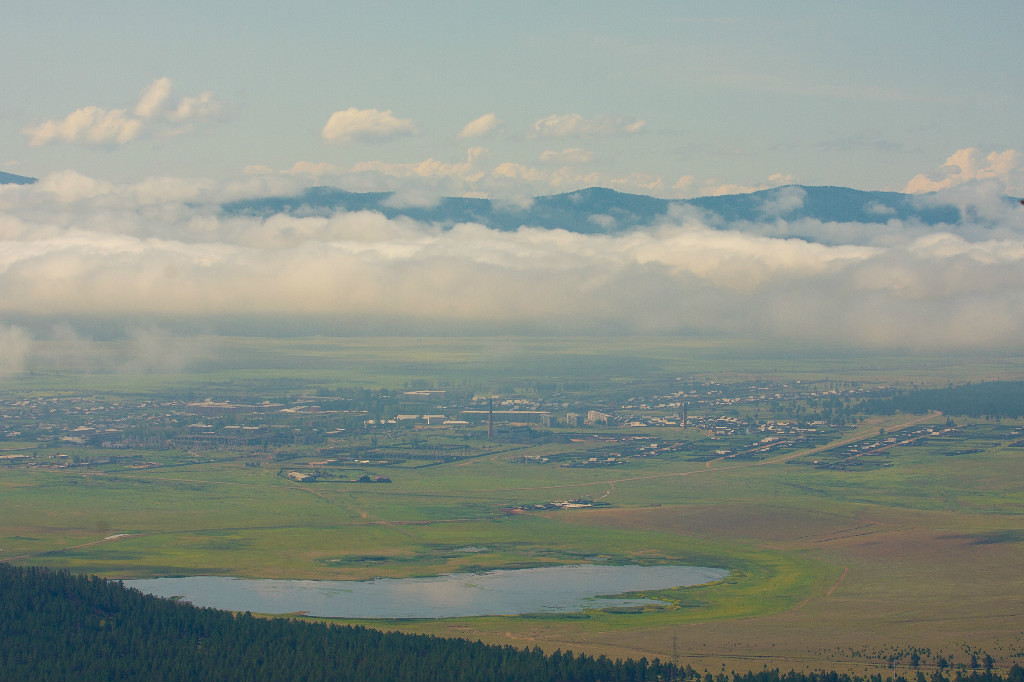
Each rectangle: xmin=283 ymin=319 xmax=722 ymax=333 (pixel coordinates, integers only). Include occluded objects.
xmin=371 ymin=421 xmax=1024 ymax=676
xmin=527 ymin=503 xmax=1024 ymax=675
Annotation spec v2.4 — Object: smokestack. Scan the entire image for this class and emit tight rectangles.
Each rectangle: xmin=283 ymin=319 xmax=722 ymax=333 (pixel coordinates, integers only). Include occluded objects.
xmin=488 ymin=397 xmax=494 ymax=440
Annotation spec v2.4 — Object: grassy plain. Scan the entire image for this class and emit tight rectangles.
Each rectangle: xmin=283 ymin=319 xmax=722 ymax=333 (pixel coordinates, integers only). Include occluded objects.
xmin=2 ymin=336 xmax=1024 ymax=675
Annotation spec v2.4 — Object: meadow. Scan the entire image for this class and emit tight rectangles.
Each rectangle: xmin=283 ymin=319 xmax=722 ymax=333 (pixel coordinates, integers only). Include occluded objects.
xmin=2 ymin=335 xmax=1023 ymax=675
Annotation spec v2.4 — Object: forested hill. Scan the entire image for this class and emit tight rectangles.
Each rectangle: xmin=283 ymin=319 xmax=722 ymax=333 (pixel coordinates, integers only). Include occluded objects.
xmin=858 ymin=381 xmax=1024 ymax=419
xmin=0 ymin=564 xmax=693 ymax=682
xmin=0 ymin=171 xmax=37 ymax=185
xmin=219 ymin=184 xmax=973 ymax=235
xmin=3 ymin=563 xmax=1023 ymax=682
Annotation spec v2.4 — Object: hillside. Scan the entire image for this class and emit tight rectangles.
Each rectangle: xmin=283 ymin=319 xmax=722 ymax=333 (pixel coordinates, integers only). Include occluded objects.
xmin=0 ymin=563 xmax=685 ymax=682
xmin=0 ymin=171 xmax=37 ymax=185
xmin=4 ymin=563 xmax=1020 ymax=682
xmin=220 ymin=184 xmax=979 ymax=235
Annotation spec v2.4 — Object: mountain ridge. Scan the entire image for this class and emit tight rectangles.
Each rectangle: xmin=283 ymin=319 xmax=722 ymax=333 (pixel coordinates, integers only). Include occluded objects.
xmin=221 ymin=183 xmax=975 ymax=233
xmin=0 ymin=171 xmax=37 ymax=185
xmin=4 ymin=170 xmax=1009 ymax=233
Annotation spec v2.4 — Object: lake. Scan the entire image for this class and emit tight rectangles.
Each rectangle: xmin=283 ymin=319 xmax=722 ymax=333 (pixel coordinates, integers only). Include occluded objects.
xmin=126 ymin=563 xmax=728 ymax=619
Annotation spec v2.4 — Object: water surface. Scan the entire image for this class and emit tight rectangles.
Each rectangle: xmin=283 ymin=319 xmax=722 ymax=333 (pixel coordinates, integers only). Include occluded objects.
xmin=127 ymin=563 xmax=727 ymax=619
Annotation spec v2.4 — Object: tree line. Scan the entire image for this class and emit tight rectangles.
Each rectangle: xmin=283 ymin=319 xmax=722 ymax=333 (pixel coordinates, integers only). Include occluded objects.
xmin=857 ymin=382 xmax=1024 ymax=419
xmin=2 ymin=563 xmax=1022 ymax=682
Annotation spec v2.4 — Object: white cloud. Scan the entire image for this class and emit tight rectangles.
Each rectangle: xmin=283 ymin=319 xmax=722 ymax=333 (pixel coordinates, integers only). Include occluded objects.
xmin=530 ymin=113 xmax=646 ymax=138
xmin=492 ymin=162 xmax=547 ymax=183
xmin=457 ymin=113 xmax=501 ymax=139
xmin=168 ymin=90 xmax=221 ymax=122
xmin=672 ymin=175 xmax=696 ymax=194
xmin=904 ymin=148 xmax=1021 ymax=193
xmin=351 ymin=147 xmax=487 ymax=182
xmin=23 ymin=78 xmax=223 ymax=147
xmin=381 ymin=188 xmax=445 ymax=209
xmin=4 ymin=172 xmax=1023 ymax=349
xmin=283 ymin=161 xmax=342 ymax=177
xmin=36 ymin=170 xmax=117 ymax=202
xmin=0 ymin=170 xmax=274 ymax=212
xmin=486 ymin=161 xmax=604 ymax=193
xmin=699 ymin=173 xmax=794 ymax=197
xmin=135 ymin=77 xmax=173 ymax=119
xmin=758 ymin=186 xmax=806 ymax=217
xmin=321 ymin=108 xmax=417 ymax=143
xmin=539 ymin=148 xmax=594 ymax=165
xmin=608 ymin=173 xmax=664 ymax=193
xmin=251 ymin=150 xmax=668 ymax=201
xmin=588 ymin=214 xmax=617 ymax=229
xmin=24 ymin=106 xmax=143 ymax=146
xmin=243 ymin=165 xmax=275 ymax=175
xmin=865 ymin=201 xmax=897 ymax=216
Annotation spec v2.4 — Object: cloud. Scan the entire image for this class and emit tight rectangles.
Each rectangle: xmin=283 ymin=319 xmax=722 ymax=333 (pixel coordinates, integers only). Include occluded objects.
xmin=758 ymin=185 xmax=806 ymax=217
xmin=35 ymin=170 xmax=117 ymax=203
xmin=865 ymin=201 xmax=897 ymax=216
xmin=672 ymin=175 xmax=696 ymax=193
xmin=608 ymin=173 xmax=664 ymax=193
xmin=381 ymin=188 xmax=445 ymax=209
xmin=23 ymin=78 xmax=223 ymax=147
xmin=3 ymin=172 xmax=1023 ymax=350
xmin=283 ymin=161 xmax=342 ymax=177
xmin=904 ymin=148 xmax=1022 ymax=194
xmin=492 ymin=162 xmax=547 ymax=183
xmin=530 ymin=114 xmax=645 ymax=138
xmin=121 ymin=325 xmax=216 ymax=373
xmin=697 ymin=173 xmax=794 ymax=198
xmin=539 ymin=148 xmax=594 ymax=165
xmin=0 ymin=325 xmax=31 ymax=376
xmin=457 ymin=113 xmax=501 ymax=139
xmin=243 ymin=165 xmax=275 ymax=176
xmin=21 ymin=323 xmax=219 ymax=375
xmin=135 ymin=77 xmax=173 ymax=119
xmin=168 ymin=90 xmax=220 ymax=122
xmin=24 ymin=106 xmax=143 ymax=146
xmin=351 ymin=147 xmax=487 ymax=182
xmin=247 ymin=151 xmax=664 ymax=201
xmin=321 ymin=108 xmax=417 ymax=143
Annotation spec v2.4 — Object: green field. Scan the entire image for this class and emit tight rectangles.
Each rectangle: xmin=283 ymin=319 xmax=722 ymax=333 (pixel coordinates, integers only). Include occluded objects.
xmin=3 ymin=336 xmax=1024 ymax=675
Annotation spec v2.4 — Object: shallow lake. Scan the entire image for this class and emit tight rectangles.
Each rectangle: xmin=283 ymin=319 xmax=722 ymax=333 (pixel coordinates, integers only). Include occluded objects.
xmin=126 ymin=563 xmax=728 ymax=619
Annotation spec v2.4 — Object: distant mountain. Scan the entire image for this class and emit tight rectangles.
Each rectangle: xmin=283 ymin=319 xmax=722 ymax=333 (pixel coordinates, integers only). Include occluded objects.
xmin=0 ymin=171 xmax=37 ymax=185
xmin=221 ymin=185 xmax=672 ymax=234
xmin=686 ymin=185 xmax=961 ymax=225
xmin=221 ymin=184 xmax=977 ymax=235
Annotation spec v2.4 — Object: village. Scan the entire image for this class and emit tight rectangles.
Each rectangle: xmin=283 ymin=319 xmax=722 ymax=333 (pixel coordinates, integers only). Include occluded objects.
xmin=0 ymin=377 xmax=901 ymax=478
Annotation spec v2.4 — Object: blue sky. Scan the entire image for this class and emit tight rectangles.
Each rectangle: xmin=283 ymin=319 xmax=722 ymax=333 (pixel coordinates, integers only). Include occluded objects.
xmin=4 ymin=2 xmax=1022 ymax=197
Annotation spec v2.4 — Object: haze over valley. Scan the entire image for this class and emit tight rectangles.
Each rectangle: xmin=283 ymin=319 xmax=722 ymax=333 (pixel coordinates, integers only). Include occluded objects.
xmin=3 ymin=4 xmax=1024 ymax=680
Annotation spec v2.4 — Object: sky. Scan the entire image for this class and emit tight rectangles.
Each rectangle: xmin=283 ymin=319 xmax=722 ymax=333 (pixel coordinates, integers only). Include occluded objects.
xmin=2 ymin=2 xmax=1024 ymax=365
xmin=4 ymin=2 xmax=1023 ymax=197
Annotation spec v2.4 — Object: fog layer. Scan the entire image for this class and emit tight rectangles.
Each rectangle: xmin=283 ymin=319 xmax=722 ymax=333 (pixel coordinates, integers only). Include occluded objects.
xmin=1 ymin=172 xmax=1022 ymax=354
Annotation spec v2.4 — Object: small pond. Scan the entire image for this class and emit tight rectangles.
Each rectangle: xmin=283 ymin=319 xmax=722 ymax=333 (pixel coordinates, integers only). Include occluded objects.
xmin=126 ymin=563 xmax=728 ymax=619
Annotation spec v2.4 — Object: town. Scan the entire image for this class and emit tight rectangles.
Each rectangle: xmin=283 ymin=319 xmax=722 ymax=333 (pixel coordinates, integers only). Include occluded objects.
xmin=0 ymin=377 xmax=915 ymax=479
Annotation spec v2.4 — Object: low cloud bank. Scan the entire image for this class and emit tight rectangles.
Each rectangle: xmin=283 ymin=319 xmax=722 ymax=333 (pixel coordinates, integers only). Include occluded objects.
xmin=1 ymin=172 xmax=1023 ymax=352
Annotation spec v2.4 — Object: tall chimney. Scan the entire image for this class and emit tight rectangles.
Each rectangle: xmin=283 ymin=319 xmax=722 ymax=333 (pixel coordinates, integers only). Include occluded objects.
xmin=488 ymin=397 xmax=494 ymax=440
